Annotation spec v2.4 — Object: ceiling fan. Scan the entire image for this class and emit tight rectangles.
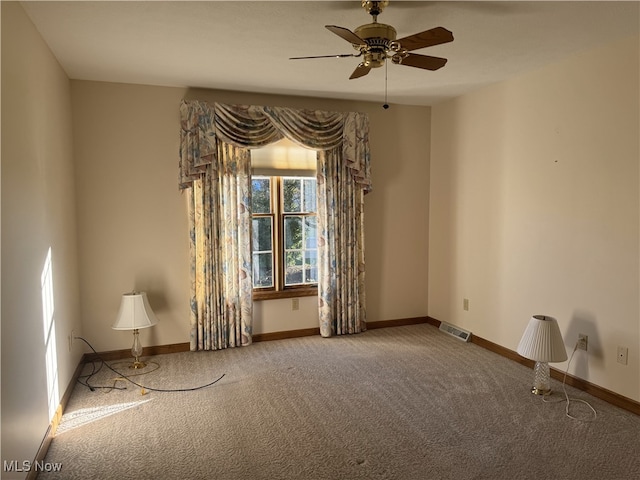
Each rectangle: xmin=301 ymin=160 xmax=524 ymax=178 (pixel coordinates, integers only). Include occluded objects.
xmin=290 ymin=0 xmax=454 ymax=80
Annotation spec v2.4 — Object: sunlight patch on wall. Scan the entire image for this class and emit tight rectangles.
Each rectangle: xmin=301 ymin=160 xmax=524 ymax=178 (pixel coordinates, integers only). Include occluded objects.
xmin=42 ymin=247 xmax=59 ymax=422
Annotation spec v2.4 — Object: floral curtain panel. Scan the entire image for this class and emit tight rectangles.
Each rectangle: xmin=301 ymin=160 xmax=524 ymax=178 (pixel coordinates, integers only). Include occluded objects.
xmin=180 ymin=100 xmax=371 ymax=346
xmin=317 ymin=148 xmax=366 ymax=335
xmin=187 ymin=143 xmax=253 ymax=351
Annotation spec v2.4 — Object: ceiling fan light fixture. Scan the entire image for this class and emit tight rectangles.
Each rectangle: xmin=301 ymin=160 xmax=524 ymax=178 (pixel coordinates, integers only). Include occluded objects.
xmin=391 ymin=49 xmax=409 ymax=64
xmin=362 ymin=50 xmax=386 ymax=68
xmin=389 ymin=41 xmax=402 ymax=53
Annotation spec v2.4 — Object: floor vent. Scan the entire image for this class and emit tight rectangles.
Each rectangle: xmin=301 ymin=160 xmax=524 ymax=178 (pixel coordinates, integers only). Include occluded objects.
xmin=439 ymin=322 xmax=472 ymax=342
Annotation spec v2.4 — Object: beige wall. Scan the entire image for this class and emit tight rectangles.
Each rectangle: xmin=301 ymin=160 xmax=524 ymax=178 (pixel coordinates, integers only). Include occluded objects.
xmin=429 ymin=34 xmax=640 ymax=401
xmin=1 ymin=2 xmax=82 ymax=474
xmin=71 ymin=82 xmax=431 ymax=352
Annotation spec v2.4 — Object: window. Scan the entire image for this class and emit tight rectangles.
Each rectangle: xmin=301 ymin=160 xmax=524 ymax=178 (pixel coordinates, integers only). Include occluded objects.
xmin=251 ymin=176 xmax=318 ymax=298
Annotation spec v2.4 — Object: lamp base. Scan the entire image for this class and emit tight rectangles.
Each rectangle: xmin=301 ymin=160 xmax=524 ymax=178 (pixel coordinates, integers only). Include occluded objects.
xmin=129 ymin=329 xmax=147 ymax=369
xmin=530 ymin=386 xmax=551 ymax=396
xmin=530 ymin=361 xmax=552 ymax=395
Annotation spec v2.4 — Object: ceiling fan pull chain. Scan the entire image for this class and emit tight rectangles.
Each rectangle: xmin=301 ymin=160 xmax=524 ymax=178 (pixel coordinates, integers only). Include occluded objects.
xmin=383 ymin=60 xmax=389 ymax=109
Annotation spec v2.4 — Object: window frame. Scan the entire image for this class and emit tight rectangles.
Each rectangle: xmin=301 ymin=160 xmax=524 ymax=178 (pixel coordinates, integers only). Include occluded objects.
xmin=252 ymin=175 xmax=318 ymax=301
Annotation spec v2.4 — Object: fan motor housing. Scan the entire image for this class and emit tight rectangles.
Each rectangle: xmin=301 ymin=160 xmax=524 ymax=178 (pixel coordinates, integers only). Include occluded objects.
xmin=354 ymin=22 xmax=397 ymax=44
xmin=354 ymin=22 xmax=397 ymax=68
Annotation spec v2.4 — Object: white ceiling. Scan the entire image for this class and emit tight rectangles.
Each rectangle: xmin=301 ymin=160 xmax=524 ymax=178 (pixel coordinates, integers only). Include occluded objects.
xmin=22 ymin=1 xmax=640 ymax=106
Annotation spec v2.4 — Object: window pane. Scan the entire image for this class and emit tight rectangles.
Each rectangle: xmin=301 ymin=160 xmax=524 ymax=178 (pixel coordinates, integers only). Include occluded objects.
xmin=303 ymin=178 xmax=317 ymax=213
xmin=304 ymin=250 xmax=317 ymax=283
xmin=251 ymin=177 xmax=271 ymax=214
xmin=252 ymin=217 xmax=273 ymax=252
xmin=285 ymin=251 xmax=303 ymax=285
xmin=252 ymin=175 xmax=318 ymax=291
xmin=253 ymin=252 xmax=273 ymax=288
xmin=283 ymin=178 xmax=302 ymax=213
xmin=304 ymin=217 xmax=316 ymax=249
xmin=284 ymin=216 xmax=303 ymax=250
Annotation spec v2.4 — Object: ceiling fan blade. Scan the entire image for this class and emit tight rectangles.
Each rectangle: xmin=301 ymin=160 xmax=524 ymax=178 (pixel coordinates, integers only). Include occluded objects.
xmin=397 ymin=53 xmax=448 ymax=71
xmin=290 ymin=53 xmax=358 ymax=60
xmin=349 ymin=64 xmax=371 ymax=80
xmin=396 ymin=26 xmax=454 ymax=52
xmin=326 ymin=25 xmax=366 ymax=46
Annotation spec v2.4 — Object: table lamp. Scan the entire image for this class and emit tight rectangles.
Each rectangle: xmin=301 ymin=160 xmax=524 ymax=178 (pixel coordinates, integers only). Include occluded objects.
xmin=112 ymin=291 xmax=158 ymax=368
xmin=516 ymin=315 xmax=567 ymax=395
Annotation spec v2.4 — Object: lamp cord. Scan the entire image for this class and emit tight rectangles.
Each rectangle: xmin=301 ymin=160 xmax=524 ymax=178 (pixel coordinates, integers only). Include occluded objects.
xmin=77 ymin=351 xmax=126 ymax=392
xmin=543 ymin=342 xmax=597 ymax=421
xmin=75 ymin=336 xmax=225 ymax=393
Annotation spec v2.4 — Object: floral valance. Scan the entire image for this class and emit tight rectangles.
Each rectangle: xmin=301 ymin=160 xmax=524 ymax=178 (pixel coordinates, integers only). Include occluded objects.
xmin=179 ymin=100 xmax=371 ymax=192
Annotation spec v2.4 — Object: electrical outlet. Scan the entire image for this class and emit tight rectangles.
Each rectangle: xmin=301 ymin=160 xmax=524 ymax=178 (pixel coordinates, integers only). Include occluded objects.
xmin=68 ymin=330 xmax=75 ymax=352
xmin=463 ymin=298 xmax=469 ymax=311
xmin=292 ymin=298 xmax=299 ymax=311
xmin=617 ymin=346 xmax=628 ymax=365
xmin=577 ymin=333 xmax=588 ymax=351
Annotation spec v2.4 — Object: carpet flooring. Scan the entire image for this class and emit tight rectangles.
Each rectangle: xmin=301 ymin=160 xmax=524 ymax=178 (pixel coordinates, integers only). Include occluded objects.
xmin=37 ymin=324 xmax=640 ymax=480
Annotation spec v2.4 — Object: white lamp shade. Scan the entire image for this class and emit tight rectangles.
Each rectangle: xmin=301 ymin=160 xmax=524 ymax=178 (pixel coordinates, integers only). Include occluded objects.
xmin=517 ymin=315 xmax=567 ymax=363
xmin=112 ymin=292 xmax=158 ymax=330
